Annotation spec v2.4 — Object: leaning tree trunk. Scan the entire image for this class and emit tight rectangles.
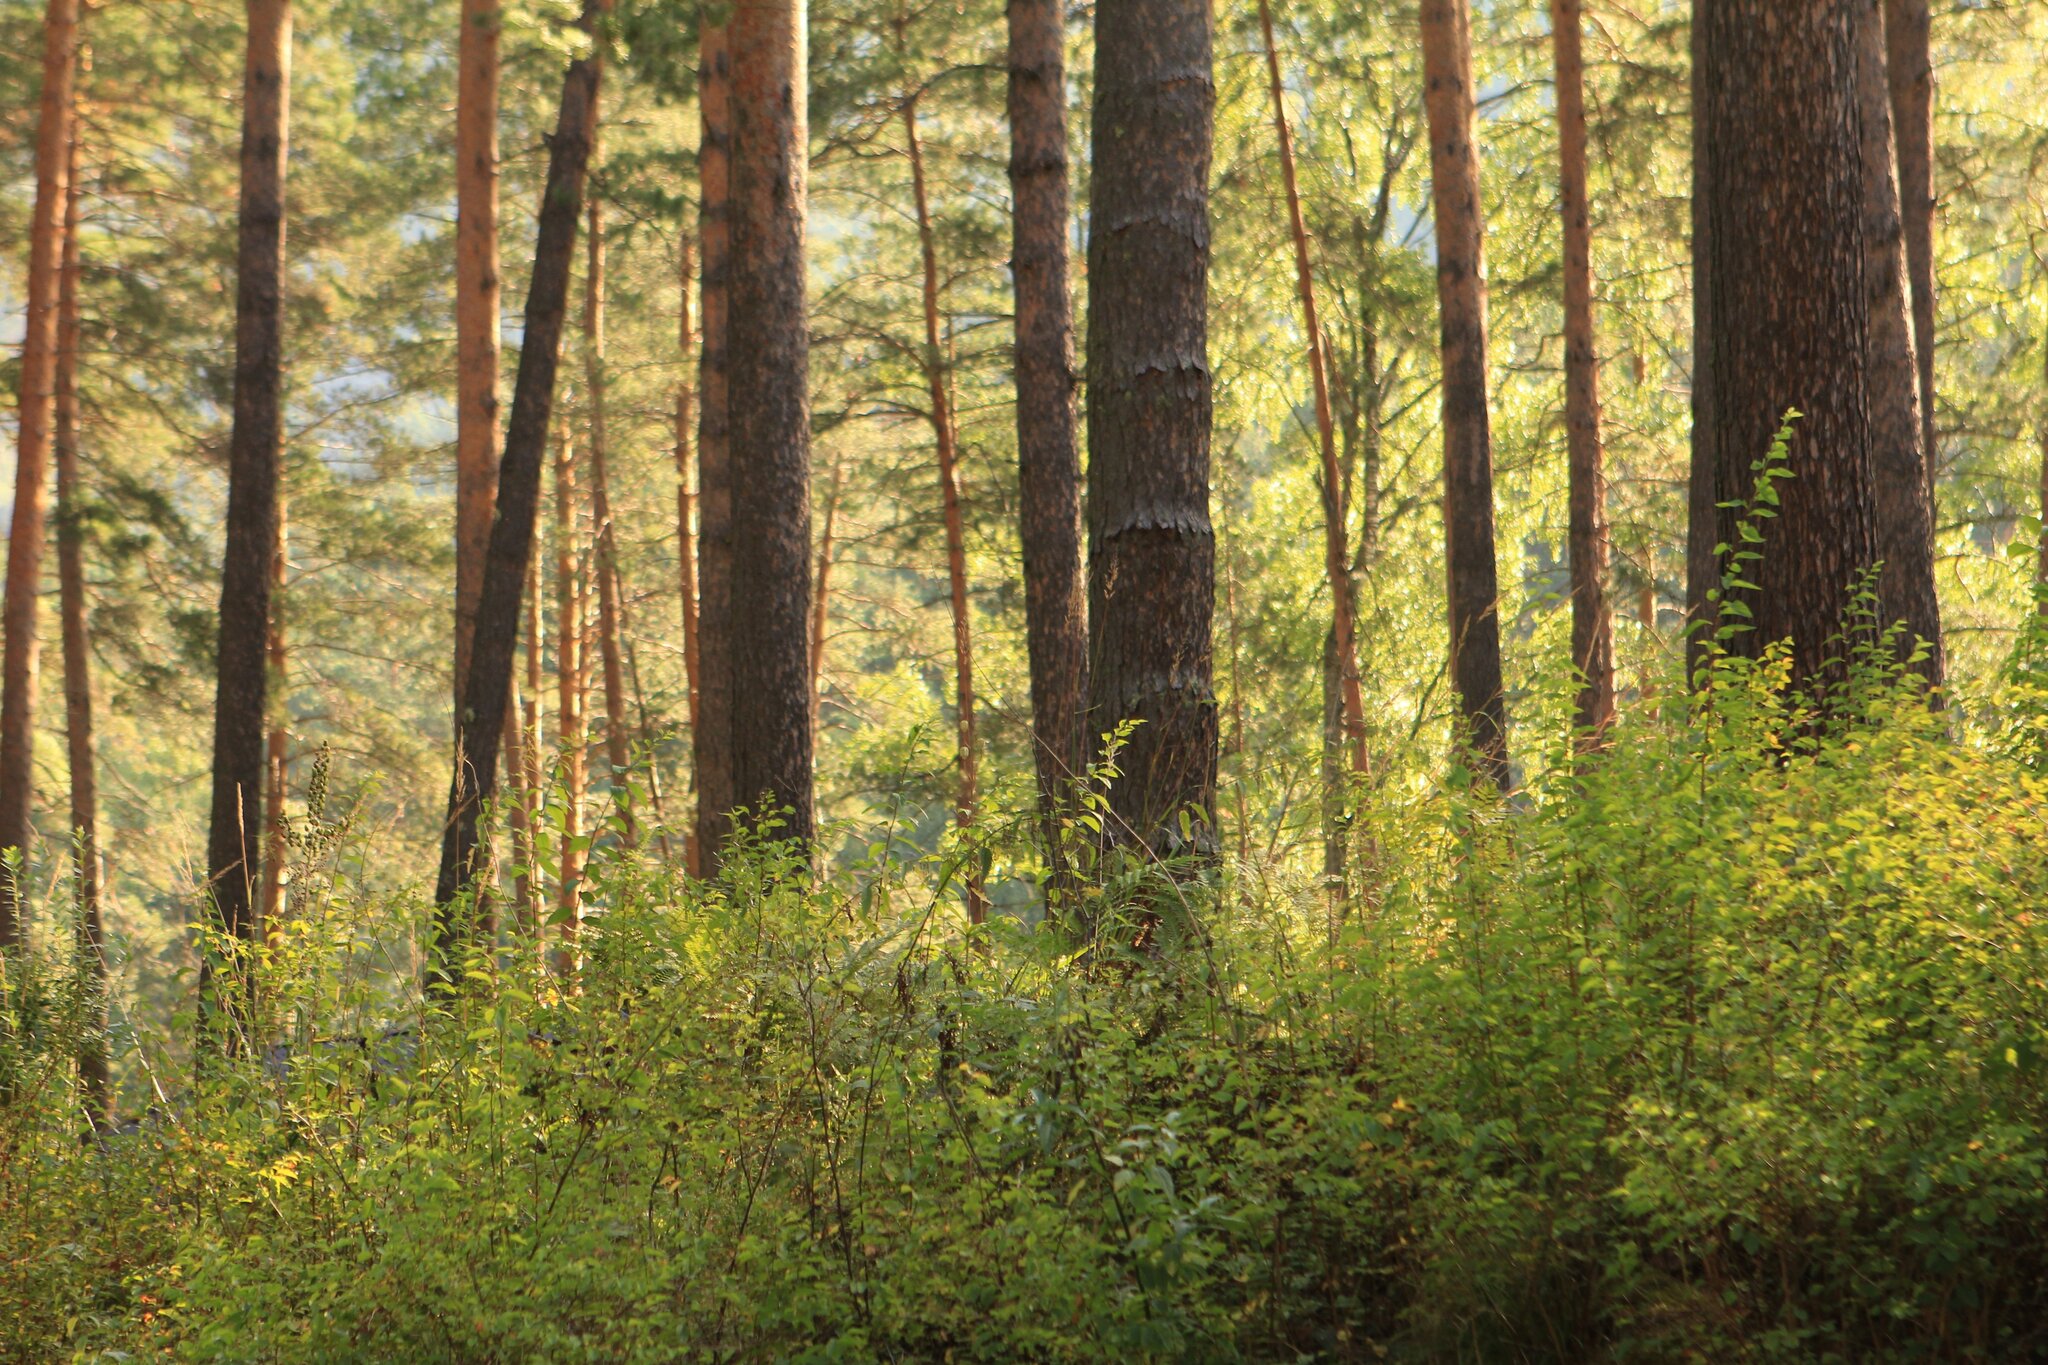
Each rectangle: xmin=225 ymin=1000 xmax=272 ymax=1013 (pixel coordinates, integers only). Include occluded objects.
xmin=693 ymin=16 xmax=736 ymax=870
xmin=1691 ymin=0 xmax=1887 ymax=693
xmin=430 ymin=0 xmax=603 ymax=968
xmin=1855 ymin=0 xmax=1943 ymax=685
xmin=203 ymin=0 xmax=292 ymax=1025
xmin=454 ymin=0 xmax=500 ymax=710
xmin=1086 ymin=0 xmax=1218 ymax=859
xmin=1420 ymin=0 xmax=1509 ymax=790
xmin=0 ymin=0 xmax=83 ymax=945
xmin=53 ymin=126 xmax=107 ymax=1123
xmin=723 ymin=0 xmax=814 ymax=846
xmin=1550 ymin=0 xmax=1614 ymax=743
xmin=584 ymin=186 xmax=637 ymax=846
xmin=1007 ymin=0 xmax=1086 ymax=877
xmin=1883 ymin=0 xmax=1936 ymax=500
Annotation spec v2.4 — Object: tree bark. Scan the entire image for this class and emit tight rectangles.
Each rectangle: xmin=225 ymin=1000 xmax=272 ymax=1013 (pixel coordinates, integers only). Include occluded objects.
xmin=723 ymin=0 xmax=813 ymax=846
xmin=1883 ymin=0 xmax=1935 ymax=501
xmin=1085 ymin=0 xmax=1217 ymax=859
xmin=583 ymin=186 xmax=637 ymax=846
xmin=53 ymin=125 xmax=106 ymax=1121
xmin=674 ymin=230 xmax=702 ymax=873
xmin=1856 ymin=0 xmax=1942 ymax=685
xmin=693 ymin=17 xmax=736 ymax=869
xmin=454 ymin=0 xmax=501 ymax=711
xmin=430 ymin=0 xmax=602 ymax=958
xmin=1550 ymin=0 xmax=1614 ymax=743
xmin=553 ymin=413 xmax=587 ymax=969
xmin=0 ymin=0 xmax=82 ymax=945
xmin=1007 ymin=0 xmax=1086 ymax=875
xmin=1692 ymin=0 xmax=1885 ymax=693
xmin=1420 ymin=0 xmax=1509 ymax=790
xmin=202 ymin=0 xmax=291 ymax=1019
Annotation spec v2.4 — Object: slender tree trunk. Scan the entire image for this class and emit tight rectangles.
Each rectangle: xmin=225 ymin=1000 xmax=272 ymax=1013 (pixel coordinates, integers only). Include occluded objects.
xmin=1550 ymin=0 xmax=1614 ymax=743
xmin=904 ymin=95 xmax=984 ymax=918
xmin=1086 ymin=0 xmax=1217 ymax=859
xmin=2039 ymin=340 xmax=2048 ymax=605
xmin=503 ymin=667 xmax=531 ymax=936
xmin=0 ymin=0 xmax=83 ymax=945
xmin=1007 ymin=0 xmax=1086 ymax=875
xmin=723 ymin=0 xmax=813 ymax=846
xmin=694 ymin=17 xmax=736 ymax=869
xmin=1692 ymin=0 xmax=1885 ymax=693
xmin=553 ymin=414 xmax=587 ymax=970
xmin=203 ymin=0 xmax=291 ymax=1022
xmin=519 ymin=538 xmax=545 ymax=936
xmin=1257 ymin=0 xmax=1367 ymax=779
xmin=1856 ymin=0 xmax=1943 ymax=685
xmin=54 ymin=127 xmax=106 ymax=1122
xmin=674 ymin=230 xmax=702 ymax=873
xmin=1684 ymin=1 xmax=1718 ymax=681
xmin=808 ymin=450 xmax=843 ymax=730
xmin=583 ymin=186 xmax=637 ymax=846
xmin=1883 ymin=0 xmax=1935 ymax=501
xmin=454 ymin=0 xmax=500 ymax=710
xmin=257 ymin=493 xmax=289 ymax=938
xmin=1420 ymin=0 xmax=1509 ymax=790
xmin=430 ymin=0 xmax=603 ymax=956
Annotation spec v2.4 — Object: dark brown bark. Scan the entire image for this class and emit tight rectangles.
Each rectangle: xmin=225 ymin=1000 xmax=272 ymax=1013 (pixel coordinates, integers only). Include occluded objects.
xmin=431 ymin=0 xmax=602 ymax=955
xmin=1007 ymin=0 xmax=1086 ymax=870
xmin=0 ymin=0 xmax=82 ymax=944
xmin=693 ymin=17 xmax=736 ymax=869
xmin=723 ymin=0 xmax=813 ymax=846
xmin=584 ymin=188 xmax=637 ymax=846
xmin=1692 ymin=0 xmax=1885 ymax=692
xmin=454 ymin=0 xmax=501 ymax=710
xmin=1856 ymin=0 xmax=1942 ymax=685
xmin=1420 ymin=0 xmax=1509 ymax=790
xmin=54 ymin=127 xmax=105 ymax=1120
xmin=674 ymin=230 xmax=701 ymax=873
xmin=203 ymin=0 xmax=291 ymax=1016
xmin=1883 ymin=0 xmax=1936 ymax=501
xmin=1086 ymin=0 xmax=1217 ymax=858
xmin=1550 ymin=0 xmax=1614 ymax=743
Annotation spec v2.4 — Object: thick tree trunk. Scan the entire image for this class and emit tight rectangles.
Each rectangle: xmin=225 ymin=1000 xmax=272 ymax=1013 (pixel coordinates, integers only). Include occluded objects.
xmin=257 ymin=494 xmax=289 ymax=937
xmin=203 ymin=0 xmax=291 ymax=1019
xmin=1692 ymin=0 xmax=1885 ymax=692
xmin=553 ymin=415 xmax=587 ymax=968
xmin=694 ymin=19 xmax=736 ymax=869
xmin=1006 ymin=0 xmax=1086 ymax=872
xmin=454 ymin=0 xmax=500 ymax=710
xmin=674 ymin=230 xmax=701 ymax=873
xmin=904 ymin=95 xmax=984 ymax=918
xmin=1420 ymin=0 xmax=1509 ymax=790
xmin=53 ymin=130 xmax=106 ymax=1121
xmin=808 ymin=450 xmax=843 ymax=730
xmin=430 ymin=0 xmax=602 ymax=957
xmin=1856 ymin=0 xmax=1943 ymax=685
xmin=584 ymin=189 xmax=637 ymax=846
xmin=0 ymin=0 xmax=82 ymax=945
xmin=723 ymin=0 xmax=813 ymax=846
xmin=1883 ymin=0 xmax=1936 ymax=501
xmin=1550 ymin=0 xmax=1614 ymax=743
xmin=1086 ymin=0 xmax=1217 ymax=859
xmin=1257 ymin=0 xmax=1367 ymax=779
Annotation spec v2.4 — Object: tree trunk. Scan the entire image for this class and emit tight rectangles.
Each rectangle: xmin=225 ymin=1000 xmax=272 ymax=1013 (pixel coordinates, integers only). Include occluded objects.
xmin=1420 ymin=0 xmax=1509 ymax=790
xmin=257 ymin=492 xmax=289 ymax=938
xmin=808 ymin=450 xmax=843 ymax=730
xmin=1257 ymin=0 xmax=1368 ymax=779
xmin=584 ymin=187 xmax=637 ymax=846
xmin=693 ymin=17 xmax=735 ymax=869
xmin=1856 ymin=0 xmax=1942 ymax=685
xmin=430 ymin=0 xmax=602 ymax=958
xmin=54 ymin=126 xmax=106 ymax=1122
xmin=1684 ymin=0 xmax=1718 ymax=682
xmin=202 ymin=0 xmax=291 ymax=1022
xmin=904 ymin=94 xmax=984 ymax=919
xmin=0 ymin=0 xmax=82 ymax=945
xmin=723 ymin=0 xmax=813 ymax=846
xmin=454 ymin=0 xmax=500 ymax=710
xmin=1692 ymin=0 xmax=1884 ymax=693
xmin=553 ymin=413 xmax=587 ymax=971
xmin=674 ymin=230 xmax=702 ymax=874
xmin=1883 ymin=0 xmax=1935 ymax=501
xmin=1550 ymin=0 xmax=1614 ymax=744
xmin=518 ymin=536 xmax=545 ymax=938
xmin=1006 ymin=0 xmax=1086 ymax=876
xmin=1086 ymin=0 xmax=1217 ymax=859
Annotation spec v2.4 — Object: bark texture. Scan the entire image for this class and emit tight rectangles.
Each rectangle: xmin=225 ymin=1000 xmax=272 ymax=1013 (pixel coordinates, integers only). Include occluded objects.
xmin=1085 ymin=0 xmax=1218 ymax=857
xmin=693 ymin=19 xmax=736 ymax=867
xmin=204 ymin=0 xmax=291 ymax=999
xmin=1550 ymin=0 xmax=1614 ymax=742
xmin=722 ymin=0 xmax=813 ymax=845
xmin=1420 ymin=0 xmax=1509 ymax=789
xmin=1691 ymin=0 xmax=1886 ymax=692
xmin=1007 ymin=0 xmax=1086 ymax=866
xmin=454 ymin=0 xmax=501 ymax=709
xmin=1883 ymin=0 xmax=1936 ymax=500
xmin=431 ymin=0 xmax=602 ymax=952
xmin=0 ymin=0 xmax=82 ymax=943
